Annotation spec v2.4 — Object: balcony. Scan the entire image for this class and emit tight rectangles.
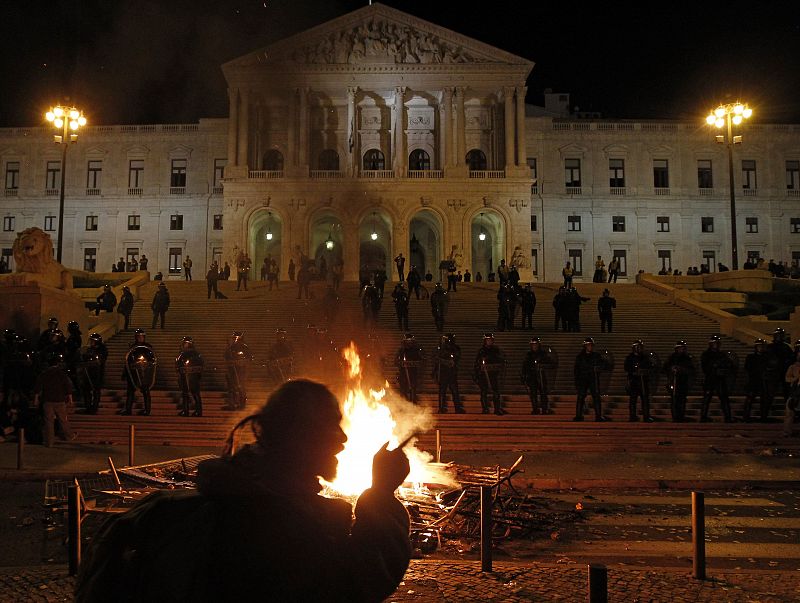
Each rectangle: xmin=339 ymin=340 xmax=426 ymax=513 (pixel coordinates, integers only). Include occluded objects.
xmin=654 ymin=188 xmax=670 ymax=196
xmin=169 ymin=187 xmax=186 ymax=195
xmin=249 ymin=170 xmax=284 ymax=179
xmin=128 ymin=188 xmax=143 ymax=196
xmin=212 ymin=186 xmax=224 ymax=195
xmin=361 ymin=170 xmax=395 ymax=179
xmin=45 ymin=188 xmax=59 ymax=197
xmin=86 ymin=188 xmax=101 ymax=196
xmin=4 ymin=188 xmax=17 ymax=197
xmin=742 ymin=188 xmax=758 ymax=197
xmin=609 ymin=187 xmax=626 ymax=196
xmin=698 ymin=188 xmax=715 ymax=196
xmin=469 ymin=170 xmax=505 ymax=179
xmin=565 ymin=186 xmax=582 ymax=195
xmin=407 ymin=170 xmax=443 ymax=179
xmin=309 ymin=170 xmax=344 ymax=179
xmin=788 ymin=189 xmax=800 ymax=198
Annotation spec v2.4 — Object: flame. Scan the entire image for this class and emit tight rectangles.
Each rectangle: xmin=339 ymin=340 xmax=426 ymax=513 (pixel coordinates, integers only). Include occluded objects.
xmin=323 ymin=342 xmax=455 ymax=497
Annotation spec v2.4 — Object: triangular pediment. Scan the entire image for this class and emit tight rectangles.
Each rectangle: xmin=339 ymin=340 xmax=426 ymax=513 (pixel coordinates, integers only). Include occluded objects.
xmin=225 ymin=3 xmax=532 ymax=71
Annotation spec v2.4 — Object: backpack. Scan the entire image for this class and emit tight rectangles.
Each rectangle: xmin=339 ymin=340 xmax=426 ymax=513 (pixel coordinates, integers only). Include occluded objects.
xmin=76 ymin=489 xmax=217 ymax=603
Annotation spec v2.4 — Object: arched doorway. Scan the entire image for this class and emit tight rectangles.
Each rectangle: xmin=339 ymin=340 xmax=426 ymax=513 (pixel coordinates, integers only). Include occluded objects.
xmin=358 ymin=211 xmax=391 ymax=283
xmin=471 ymin=211 xmax=504 ymax=281
xmin=250 ymin=210 xmax=283 ymax=281
xmin=409 ymin=210 xmax=442 ymax=279
xmin=310 ymin=212 xmax=343 ymax=281
xmin=262 ymin=149 xmax=284 ymax=171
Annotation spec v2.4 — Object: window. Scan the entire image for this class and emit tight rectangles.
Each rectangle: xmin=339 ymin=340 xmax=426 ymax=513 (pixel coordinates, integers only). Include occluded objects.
xmin=170 ymin=159 xmax=187 ymax=188
xmin=408 ymin=149 xmax=431 ymax=171
xmin=565 ymin=158 xmax=581 ymax=187
xmin=317 ymin=150 xmax=339 ymax=171
xmin=745 ymin=217 xmax=758 ymax=233
xmin=83 ymin=248 xmax=97 ymax=272
xmin=568 ymin=249 xmax=583 ymax=275
xmin=612 ymin=216 xmax=626 ymax=232
xmin=530 ymin=248 xmax=538 ymax=275
xmin=44 ymin=215 xmax=56 ymax=231
xmin=702 ymin=250 xmax=716 ymax=272
xmin=213 ymin=214 xmax=223 ymax=230
xmin=609 ymin=158 xmax=625 ymax=187
xmin=214 ymin=159 xmax=226 ymax=186
xmin=86 ymin=160 xmax=102 ymax=190
xmin=527 ymin=158 xmax=537 ymax=192
xmin=742 ymin=160 xmax=757 ymax=189
xmin=126 ymin=248 xmax=139 ymax=268
xmin=212 ymin=247 xmax=223 ymax=266
xmin=697 ymin=160 xmax=713 ymax=188
xmin=85 ymin=215 xmax=98 ymax=231
xmin=530 ymin=215 xmax=537 ymax=232
xmin=612 ymin=250 xmax=627 ymax=276
xmin=791 ymin=218 xmax=800 ymax=234
xmin=1 ymin=247 xmax=13 ymax=272
xmin=363 ymin=149 xmax=386 ymax=171
xmin=793 ymin=251 xmax=800 ymax=266
xmin=170 ymin=214 xmax=184 ymax=230
xmin=46 ymin=161 xmax=61 ymax=190
xmin=658 ymin=250 xmax=672 ymax=273
xmin=653 ymin=159 xmax=669 ymax=188
xmin=465 ymin=149 xmax=487 ymax=171
xmin=747 ymin=250 xmax=761 ymax=265
xmin=701 ymin=217 xmax=714 ymax=233
xmin=128 ymin=214 xmax=141 ymax=230
xmin=2 ymin=216 xmax=14 ymax=232
xmin=168 ymin=247 xmax=183 ymax=274
xmin=129 ymin=159 xmax=144 ymax=188
xmin=263 ymin=150 xmax=284 ymax=171
xmin=568 ymin=215 xmax=581 ymax=232
xmin=657 ymin=216 xmax=670 ymax=232
xmin=5 ymin=161 xmax=19 ymax=190
xmin=787 ymin=160 xmax=799 ymax=190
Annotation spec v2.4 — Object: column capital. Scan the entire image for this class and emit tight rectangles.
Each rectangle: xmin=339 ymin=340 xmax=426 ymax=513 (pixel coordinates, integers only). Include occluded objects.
xmin=347 ymin=86 xmax=359 ymax=99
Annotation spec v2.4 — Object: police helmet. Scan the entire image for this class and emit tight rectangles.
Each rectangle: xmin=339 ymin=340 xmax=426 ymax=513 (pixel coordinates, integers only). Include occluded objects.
xmin=182 ymin=336 xmax=194 ymax=344
xmin=89 ymin=333 xmax=103 ymax=343
xmin=755 ymin=338 xmax=767 ymax=348
xmin=530 ymin=336 xmax=542 ymax=345
xmin=403 ymin=332 xmax=415 ymax=341
xmin=483 ymin=332 xmax=495 ymax=340
xmin=49 ymin=329 xmax=65 ymax=341
xmin=47 ymin=317 xmax=58 ymax=326
xmin=675 ymin=340 xmax=688 ymax=349
xmin=103 ymin=284 xmax=111 ymax=291
xmin=708 ymin=335 xmax=721 ymax=344
xmin=134 ymin=328 xmax=146 ymax=341
xmin=123 ymin=285 xmax=130 ymax=292
xmin=632 ymin=339 xmax=644 ymax=349
xmin=67 ymin=321 xmax=80 ymax=333
xmin=583 ymin=337 xmax=595 ymax=346
xmin=231 ymin=330 xmax=243 ymax=341
xmin=435 ymin=282 xmax=443 ymax=290
xmin=4 ymin=328 xmax=16 ymax=340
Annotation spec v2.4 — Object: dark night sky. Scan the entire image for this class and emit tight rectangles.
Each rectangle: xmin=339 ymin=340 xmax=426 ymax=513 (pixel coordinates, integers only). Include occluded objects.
xmin=1 ymin=0 xmax=799 ymax=127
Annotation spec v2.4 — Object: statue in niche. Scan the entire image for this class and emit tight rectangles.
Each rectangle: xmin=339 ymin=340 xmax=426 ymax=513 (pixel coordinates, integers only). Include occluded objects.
xmin=511 ymin=245 xmax=531 ymax=270
xmin=447 ymin=244 xmax=463 ymax=269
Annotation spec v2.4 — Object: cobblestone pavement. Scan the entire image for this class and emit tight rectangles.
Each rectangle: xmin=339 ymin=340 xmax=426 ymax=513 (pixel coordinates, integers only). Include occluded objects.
xmin=3 ymin=561 xmax=800 ymax=602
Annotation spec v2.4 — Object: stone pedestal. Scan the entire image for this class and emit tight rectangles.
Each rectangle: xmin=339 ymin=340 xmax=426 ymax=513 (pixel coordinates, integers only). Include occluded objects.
xmin=0 ymin=283 xmax=88 ymax=341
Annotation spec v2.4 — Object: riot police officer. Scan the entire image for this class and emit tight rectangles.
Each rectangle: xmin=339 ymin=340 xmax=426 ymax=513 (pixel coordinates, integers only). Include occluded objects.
xmin=663 ymin=340 xmax=695 ymax=422
xmin=768 ymin=327 xmax=794 ymax=405
xmin=80 ymin=333 xmax=108 ymax=414
xmin=39 ymin=329 xmax=67 ymax=373
xmin=122 ymin=329 xmax=156 ymax=416
xmin=391 ymin=283 xmax=410 ymax=331
xmin=433 ymin=333 xmax=464 ymax=413
xmin=700 ymin=335 xmax=736 ymax=422
xmin=395 ymin=333 xmax=423 ymax=403
xmin=496 ymin=284 xmax=517 ymax=331
xmin=268 ymin=328 xmax=294 ymax=382
xmin=361 ymin=281 xmax=381 ymax=329
xmin=520 ymin=337 xmax=556 ymax=415
xmin=520 ymin=284 xmax=536 ymax=330
xmin=624 ymin=340 xmax=655 ymax=422
xmin=743 ymin=338 xmax=776 ymax=422
xmin=573 ymin=337 xmax=611 ymax=422
xmin=176 ymin=336 xmax=204 ymax=417
xmin=474 ymin=333 xmax=506 ymax=415
xmin=224 ymin=331 xmax=252 ymax=410
xmin=429 ymin=283 xmax=448 ymax=332
xmin=37 ymin=317 xmax=60 ymax=351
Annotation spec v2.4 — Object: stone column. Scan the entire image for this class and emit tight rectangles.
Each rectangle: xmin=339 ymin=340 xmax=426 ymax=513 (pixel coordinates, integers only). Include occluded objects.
xmin=347 ymin=87 xmax=358 ymax=176
xmin=343 ymin=220 xmax=359 ymax=280
xmin=455 ymin=87 xmax=466 ymax=167
xmin=393 ymin=86 xmax=407 ymax=176
xmin=440 ymin=88 xmax=452 ymax=169
xmin=287 ymin=89 xmax=297 ymax=168
xmin=298 ymin=87 xmax=309 ymax=171
xmin=504 ymin=87 xmax=514 ymax=172
xmin=237 ymin=89 xmax=249 ymax=168
xmin=227 ymin=88 xmax=239 ymax=166
xmin=516 ymin=86 xmax=527 ymax=168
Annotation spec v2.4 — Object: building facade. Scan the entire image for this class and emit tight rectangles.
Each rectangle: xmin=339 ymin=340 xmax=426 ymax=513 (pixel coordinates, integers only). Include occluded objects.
xmin=1 ymin=4 xmax=799 ymax=282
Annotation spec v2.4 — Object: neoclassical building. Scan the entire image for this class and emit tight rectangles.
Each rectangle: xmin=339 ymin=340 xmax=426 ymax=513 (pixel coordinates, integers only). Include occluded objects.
xmin=2 ymin=4 xmax=799 ymax=282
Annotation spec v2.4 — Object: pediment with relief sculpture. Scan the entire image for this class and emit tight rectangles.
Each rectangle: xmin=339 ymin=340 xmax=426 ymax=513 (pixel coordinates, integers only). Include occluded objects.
xmin=224 ymin=3 xmax=532 ymax=71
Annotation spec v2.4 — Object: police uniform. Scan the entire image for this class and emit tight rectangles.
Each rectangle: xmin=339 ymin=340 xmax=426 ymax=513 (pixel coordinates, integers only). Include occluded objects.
xmin=743 ymin=339 xmax=777 ymax=422
xmin=700 ymin=335 xmax=735 ymax=422
xmin=176 ymin=337 xmax=204 ymax=416
xmin=624 ymin=340 xmax=654 ymax=422
xmin=80 ymin=334 xmax=108 ymax=414
xmin=391 ymin=284 xmax=410 ymax=331
xmin=520 ymin=337 xmax=555 ymax=414
xmin=433 ymin=334 xmax=464 ymax=413
xmin=395 ymin=334 xmax=423 ymax=403
xmin=767 ymin=328 xmax=795 ymax=404
xmin=520 ymin=285 xmax=536 ymax=330
xmin=224 ymin=332 xmax=252 ymax=410
xmin=429 ymin=283 xmax=448 ymax=332
xmin=573 ymin=337 xmax=610 ymax=421
xmin=473 ymin=334 xmax=506 ymax=415
xmin=122 ymin=329 xmax=156 ymax=416
xmin=663 ymin=341 xmax=694 ymax=422
xmin=268 ymin=329 xmax=294 ymax=382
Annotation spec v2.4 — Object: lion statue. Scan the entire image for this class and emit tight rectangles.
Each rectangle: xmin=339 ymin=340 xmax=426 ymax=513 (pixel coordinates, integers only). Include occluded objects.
xmin=0 ymin=227 xmax=73 ymax=290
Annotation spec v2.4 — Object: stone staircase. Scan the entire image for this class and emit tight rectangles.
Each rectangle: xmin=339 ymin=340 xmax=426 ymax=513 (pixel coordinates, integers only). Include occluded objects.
xmin=69 ymin=279 xmax=799 ymax=453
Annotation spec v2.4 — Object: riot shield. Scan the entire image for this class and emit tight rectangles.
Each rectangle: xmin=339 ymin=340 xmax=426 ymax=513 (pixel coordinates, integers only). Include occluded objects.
xmin=645 ymin=351 xmax=661 ymax=392
xmin=724 ymin=350 xmax=740 ymax=392
xmin=596 ymin=349 xmax=615 ymax=394
xmin=542 ymin=346 xmax=559 ymax=389
xmin=126 ymin=345 xmax=157 ymax=391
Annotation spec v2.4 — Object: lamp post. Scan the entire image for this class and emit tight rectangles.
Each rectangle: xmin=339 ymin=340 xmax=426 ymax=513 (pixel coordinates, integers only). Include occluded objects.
xmin=705 ymin=102 xmax=752 ymax=271
xmin=45 ymin=104 xmax=87 ymax=263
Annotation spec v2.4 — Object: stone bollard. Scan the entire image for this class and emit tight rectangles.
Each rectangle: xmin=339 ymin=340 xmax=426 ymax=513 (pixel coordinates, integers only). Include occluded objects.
xmin=587 ymin=564 xmax=608 ymax=602
xmin=17 ymin=428 xmax=24 ymax=470
xmin=692 ymin=491 xmax=706 ymax=580
xmin=480 ymin=485 xmax=492 ymax=572
xmin=68 ymin=483 xmax=81 ymax=576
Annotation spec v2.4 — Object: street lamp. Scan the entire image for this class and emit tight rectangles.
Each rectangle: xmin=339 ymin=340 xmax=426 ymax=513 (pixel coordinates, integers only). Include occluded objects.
xmin=705 ymin=102 xmax=752 ymax=270
xmin=266 ymin=212 xmax=273 ymax=240
xmin=325 ymin=225 xmax=335 ymax=250
xmin=370 ymin=212 xmax=378 ymax=241
xmin=478 ymin=212 xmax=486 ymax=241
xmin=45 ymin=104 xmax=87 ymax=263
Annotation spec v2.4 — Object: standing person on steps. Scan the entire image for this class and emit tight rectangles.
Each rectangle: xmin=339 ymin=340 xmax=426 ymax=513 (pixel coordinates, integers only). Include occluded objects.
xmin=151 ymin=282 xmax=170 ymax=329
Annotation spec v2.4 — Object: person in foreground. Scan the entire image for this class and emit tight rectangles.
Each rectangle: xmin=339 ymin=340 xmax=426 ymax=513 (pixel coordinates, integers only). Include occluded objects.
xmin=76 ymin=379 xmax=412 ymax=602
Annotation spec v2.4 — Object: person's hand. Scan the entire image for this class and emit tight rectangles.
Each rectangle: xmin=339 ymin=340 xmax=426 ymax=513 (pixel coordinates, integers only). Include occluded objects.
xmin=371 ymin=441 xmax=410 ymax=495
